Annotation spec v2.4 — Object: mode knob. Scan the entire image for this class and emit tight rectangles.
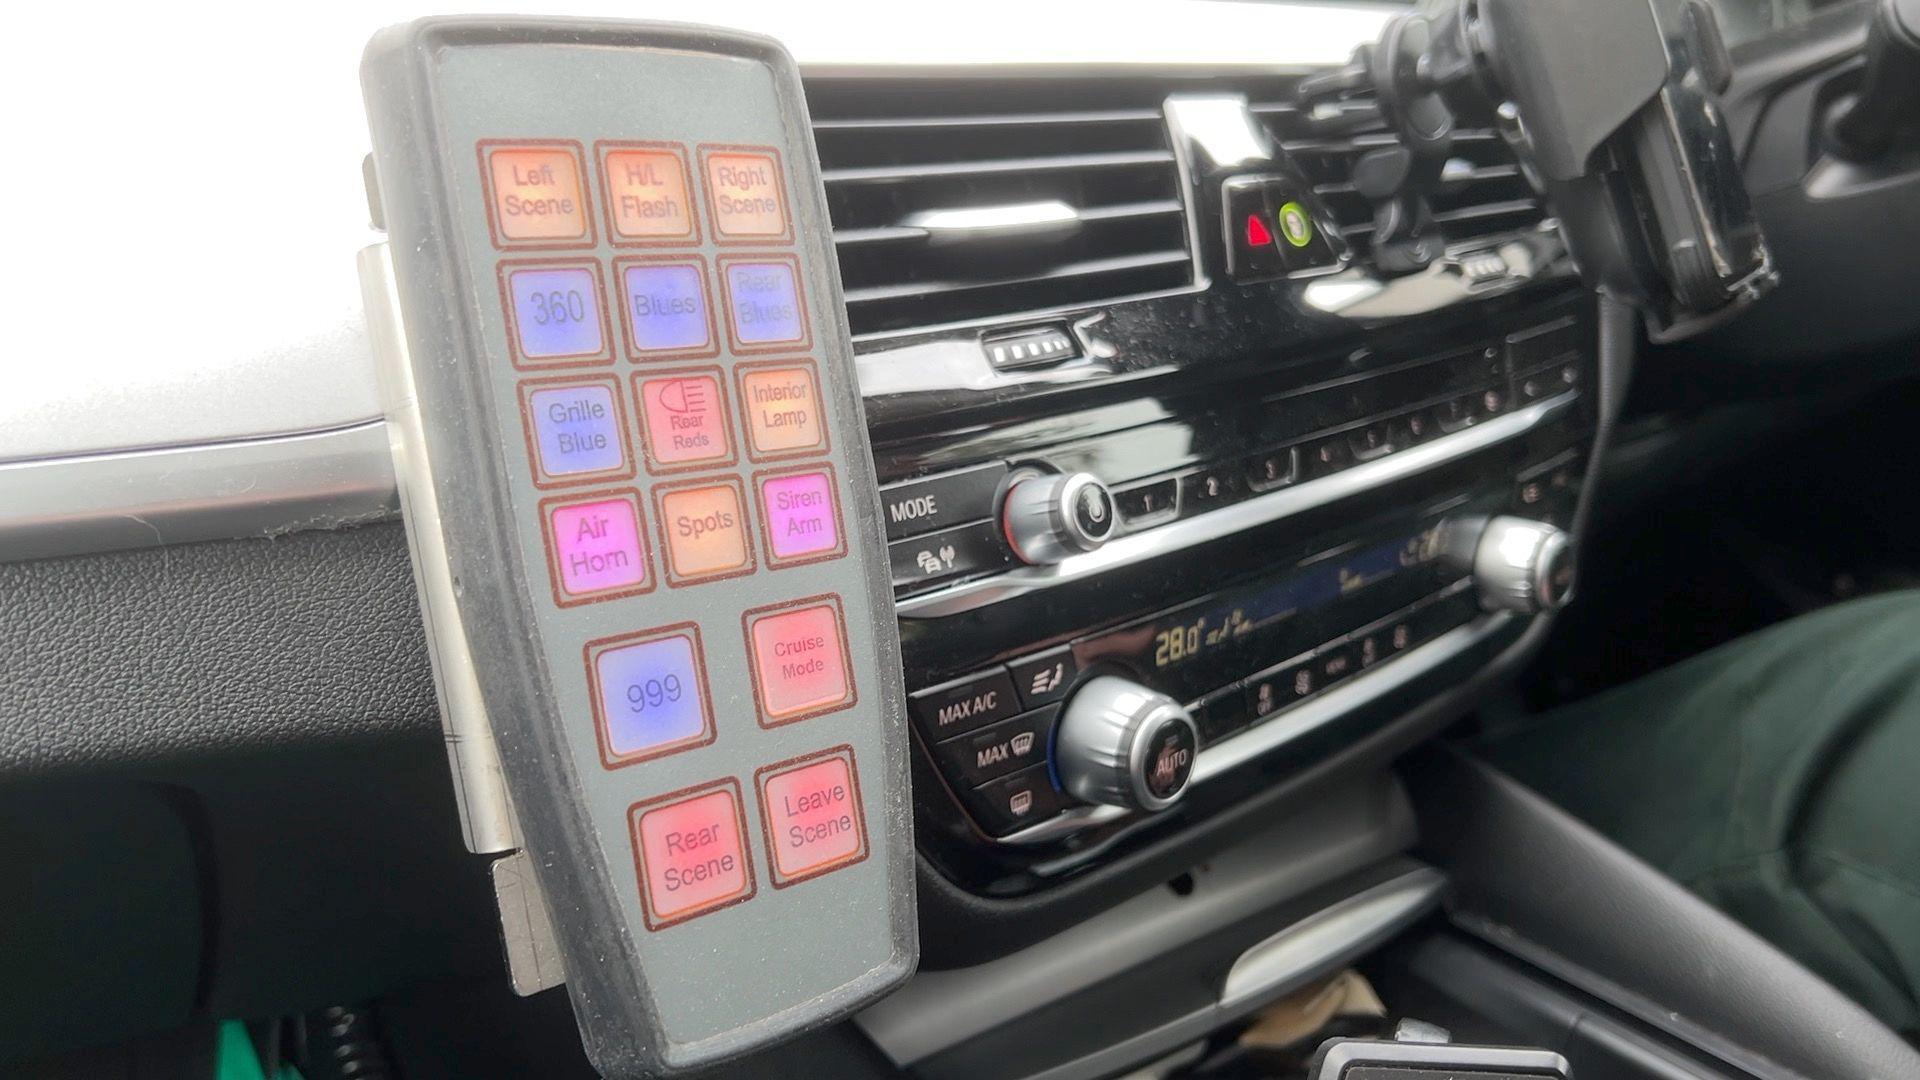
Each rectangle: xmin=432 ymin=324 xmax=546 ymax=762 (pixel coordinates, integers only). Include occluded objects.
xmin=1470 ymin=516 xmax=1576 ymax=614
xmin=1002 ymin=471 xmax=1116 ymax=565
xmin=1054 ymin=676 xmax=1198 ymax=812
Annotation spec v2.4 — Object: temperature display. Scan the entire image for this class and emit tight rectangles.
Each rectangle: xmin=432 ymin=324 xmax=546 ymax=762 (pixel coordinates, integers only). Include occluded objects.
xmin=1152 ymin=607 xmax=1255 ymax=669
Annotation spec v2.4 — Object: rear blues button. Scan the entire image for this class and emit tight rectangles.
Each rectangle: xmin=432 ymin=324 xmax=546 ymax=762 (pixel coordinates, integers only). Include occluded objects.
xmin=721 ymin=257 xmax=807 ymax=348
xmin=503 ymin=262 xmax=610 ymax=364
xmin=521 ymin=378 xmax=631 ymax=484
xmin=617 ymin=260 xmax=716 ymax=357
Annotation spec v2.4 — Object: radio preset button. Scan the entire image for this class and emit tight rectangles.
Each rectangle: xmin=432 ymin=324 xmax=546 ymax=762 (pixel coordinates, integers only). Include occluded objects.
xmin=888 ymin=519 xmax=1012 ymax=591
xmin=1115 ymin=477 xmax=1179 ymax=524
xmin=880 ymin=462 xmax=1008 ymax=542
xmin=962 ymin=764 xmax=1067 ymax=837
xmin=934 ymin=707 xmax=1057 ymax=787
xmin=1244 ymin=449 xmax=1298 ymax=493
xmin=1008 ymin=646 xmax=1078 ymax=709
xmin=910 ymin=669 xmax=1021 ymax=739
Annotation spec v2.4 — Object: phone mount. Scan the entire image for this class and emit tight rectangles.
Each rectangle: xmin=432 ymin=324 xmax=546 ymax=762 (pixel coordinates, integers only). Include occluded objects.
xmin=1302 ymin=0 xmax=1777 ymax=342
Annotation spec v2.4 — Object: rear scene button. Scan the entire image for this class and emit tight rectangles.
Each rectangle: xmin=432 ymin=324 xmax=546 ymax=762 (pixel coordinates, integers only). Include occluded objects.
xmin=935 ymin=707 xmax=1058 ymax=787
xmin=910 ymin=669 xmax=1021 ymax=739
xmin=962 ymin=764 xmax=1068 ymax=837
xmin=888 ymin=520 xmax=1012 ymax=591
xmin=746 ymin=597 xmax=854 ymax=726
xmin=880 ymin=462 xmax=1008 ymax=541
xmin=631 ymin=782 xmax=754 ymax=929
xmin=757 ymin=749 xmax=868 ymax=886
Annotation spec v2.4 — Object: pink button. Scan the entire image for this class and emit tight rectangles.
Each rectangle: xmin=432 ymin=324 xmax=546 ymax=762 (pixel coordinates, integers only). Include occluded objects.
xmin=544 ymin=493 xmax=649 ymax=603
xmin=757 ymin=468 xmax=843 ymax=565
xmin=637 ymin=371 xmax=733 ymax=469
xmin=758 ymin=750 xmax=867 ymax=886
xmin=631 ymin=783 xmax=754 ymax=928
xmin=746 ymin=599 xmax=853 ymax=725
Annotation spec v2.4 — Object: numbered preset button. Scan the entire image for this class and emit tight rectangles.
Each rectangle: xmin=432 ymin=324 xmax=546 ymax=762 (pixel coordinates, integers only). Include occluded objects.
xmin=597 ymin=142 xmax=696 ymax=244
xmin=587 ymin=626 xmax=715 ymax=767
xmin=518 ymin=377 xmax=633 ymax=486
xmin=630 ymin=780 xmax=755 ymax=929
xmin=539 ymin=490 xmax=651 ymax=606
xmin=480 ymin=141 xmax=593 ymax=247
xmin=744 ymin=596 xmax=855 ymax=727
xmin=499 ymin=260 xmax=612 ymax=367
xmin=755 ymin=748 xmax=869 ymax=887
xmin=700 ymin=146 xmax=790 ymax=242
xmin=719 ymin=256 xmax=809 ymax=351
xmin=615 ymin=257 xmax=718 ymax=360
xmin=754 ymin=465 xmax=845 ymax=567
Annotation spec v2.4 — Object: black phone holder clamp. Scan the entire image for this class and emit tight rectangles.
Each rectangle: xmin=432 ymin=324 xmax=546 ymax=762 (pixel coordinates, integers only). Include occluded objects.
xmin=1301 ymin=0 xmax=1777 ymax=342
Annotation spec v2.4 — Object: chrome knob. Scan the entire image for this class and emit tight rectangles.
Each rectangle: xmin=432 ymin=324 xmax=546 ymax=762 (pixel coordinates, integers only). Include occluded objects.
xmin=1054 ymin=676 xmax=1198 ymax=811
xmin=1002 ymin=471 xmax=1116 ymax=565
xmin=1471 ymin=516 xmax=1576 ymax=614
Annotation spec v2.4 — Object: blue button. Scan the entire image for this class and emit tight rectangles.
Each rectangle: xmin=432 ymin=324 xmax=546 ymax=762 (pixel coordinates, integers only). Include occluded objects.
xmin=620 ymin=263 xmax=711 ymax=354
xmin=527 ymin=383 xmax=625 ymax=477
xmin=507 ymin=266 xmax=606 ymax=360
xmin=594 ymin=633 xmax=709 ymax=759
xmin=724 ymin=261 xmax=804 ymax=345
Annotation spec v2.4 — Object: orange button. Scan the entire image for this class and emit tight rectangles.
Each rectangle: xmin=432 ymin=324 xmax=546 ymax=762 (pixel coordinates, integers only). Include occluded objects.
xmin=631 ymin=782 xmax=755 ymax=928
xmin=703 ymin=148 xmax=789 ymax=240
xmin=482 ymin=143 xmax=591 ymax=245
xmin=757 ymin=749 xmax=868 ymax=886
xmin=746 ymin=598 xmax=853 ymax=725
xmin=737 ymin=362 xmax=827 ymax=459
xmin=600 ymin=144 xmax=695 ymax=242
xmin=636 ymin=370 xmax=734 ymax=470
xmin=656 ymin=479 xmax=753 ymax=583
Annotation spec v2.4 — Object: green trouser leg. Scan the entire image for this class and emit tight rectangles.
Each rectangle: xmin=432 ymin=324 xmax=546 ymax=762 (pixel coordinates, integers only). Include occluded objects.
xmin=1475 ymin=590 xmax=1920 ymax=1039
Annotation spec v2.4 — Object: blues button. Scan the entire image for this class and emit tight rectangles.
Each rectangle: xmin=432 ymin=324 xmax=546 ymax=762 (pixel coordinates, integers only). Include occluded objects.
xmin=619 ymin=261 xmax=713 ymax=356
xmin=524 ymin=381 xmax=629 ymax=481
xmin=588 ymin=628 xmax=713 ymax=766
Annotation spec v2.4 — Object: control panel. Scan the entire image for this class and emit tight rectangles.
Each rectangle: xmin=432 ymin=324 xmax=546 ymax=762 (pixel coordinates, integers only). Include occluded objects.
xmin=359 ymin=19 xmax=913 ymax=1077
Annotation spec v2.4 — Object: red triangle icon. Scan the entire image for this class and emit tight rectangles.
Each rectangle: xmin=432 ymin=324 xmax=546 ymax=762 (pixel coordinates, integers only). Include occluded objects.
xmin=1244 ymin=212 xmax=1275 ymax=247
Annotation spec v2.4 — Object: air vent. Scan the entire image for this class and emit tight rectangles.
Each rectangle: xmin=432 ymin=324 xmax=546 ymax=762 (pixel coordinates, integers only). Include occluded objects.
xmin=804 ymin=79 xmax=1197 ymax=338
xmin=1248 ymin=84 xmax=1546 ymax=261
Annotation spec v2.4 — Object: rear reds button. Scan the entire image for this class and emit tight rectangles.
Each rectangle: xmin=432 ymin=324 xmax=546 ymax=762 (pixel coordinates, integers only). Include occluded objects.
xmin=757 ymin=469 xmax=843 ymax=564
xmin=880 ymin=462 xmax=1009 ymax=542
xmin=589 ymin=630 xmax=711 ymax=763
xmin=887 ymin=519 xmax=1012 ymax=590
xmin=758 ymin=751 xmax=867 ymax=885
xmin=524 ymin=382 xmax=629 ymax=481
xmin=600 ymin=147 xmax=695 ymax=241
xmin=1008 ymin=646 xmax=1078 ymax=708
xmin=657 ymin=480 xmax=751 ymax=581
xmin=963 ymin=764 xmax=1067 ymax=837
xmin=747 ymin=600 xmax=852 ymax=724
xmin=632 ymin=785 xmax=752 ymax=928
xmin=738 ymin=363 xmax=825 ymax=457
xmin=637 ymin=372 xmax=732 ymax=468
xmin=909 ymin=669 xmax=1021 ymax=739
xmin=1141 ymin=715 xmax=1197 ymax=800
xmin=704 ymin=150 xmax=788 ymax=238
xmin=934 ymin=707 xmax=1056 ymax=787
xmin=504 ymin=264 xmax=608 ymax=362
xmin=484 ymin=145 xmax=589 ymax=244
xmin=545 ymin=493 xmax=649 ymax=601
xmin=619 ymin=262 xmax=713 ymax=355
xmin=723 ymin=260 xmax=805 ymax=346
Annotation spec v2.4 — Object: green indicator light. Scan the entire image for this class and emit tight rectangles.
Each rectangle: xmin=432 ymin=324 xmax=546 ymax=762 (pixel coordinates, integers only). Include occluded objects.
xmin=1278 ymin=201 xmax=1314 ymax=248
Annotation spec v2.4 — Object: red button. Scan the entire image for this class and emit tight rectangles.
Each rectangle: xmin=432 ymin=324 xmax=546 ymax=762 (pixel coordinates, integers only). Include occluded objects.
xmin=635 ymin=369 xmax=735 ymax=471
xmin=756 ymin=748 xmax=868 ymax=886
xmin=630 ymin=781 xmax=755 ymax=929
xmin=744 ymin=597 xmax=854 ymax=726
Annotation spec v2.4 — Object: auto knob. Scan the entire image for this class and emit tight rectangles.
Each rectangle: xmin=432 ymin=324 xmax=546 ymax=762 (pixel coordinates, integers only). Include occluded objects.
xmin=1002 ymin=471 xmax=1117 ymax=565
xmin=1470 ymin=516 xmax=1576 ymax=613
xmin=1053 ymin=676 xmax=1198 ymax=811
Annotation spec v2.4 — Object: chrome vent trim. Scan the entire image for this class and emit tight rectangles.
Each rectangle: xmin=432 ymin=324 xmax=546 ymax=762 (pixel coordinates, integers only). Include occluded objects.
xmin=804 ymin=79 xmax=1201 ymax=339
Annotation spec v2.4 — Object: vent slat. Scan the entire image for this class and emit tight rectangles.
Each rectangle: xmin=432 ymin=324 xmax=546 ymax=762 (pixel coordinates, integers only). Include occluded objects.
xmin=821 ymin=149 xmax=1175 ymax=186
xmin=830 ymin=199 xmax=1185 ymax=248
xmin=842 ymin=249 xmax=1192 ymax=306
xmin=811 ymin=108 xmax=1163 ymax=131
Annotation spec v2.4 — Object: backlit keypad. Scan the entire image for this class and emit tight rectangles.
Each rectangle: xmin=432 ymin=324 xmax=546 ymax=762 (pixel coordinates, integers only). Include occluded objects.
xmin=484 ymin=136 xmax=865 ymax=928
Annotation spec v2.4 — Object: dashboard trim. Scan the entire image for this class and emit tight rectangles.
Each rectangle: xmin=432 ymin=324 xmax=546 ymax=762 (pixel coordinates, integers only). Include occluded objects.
xmin=896 ymin=393 xmax=1578 ymax=618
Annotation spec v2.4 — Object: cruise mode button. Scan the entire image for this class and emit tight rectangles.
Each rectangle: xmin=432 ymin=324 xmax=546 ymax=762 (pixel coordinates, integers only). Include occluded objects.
xmin=880 ymin=462 xmax=1008 ymax=541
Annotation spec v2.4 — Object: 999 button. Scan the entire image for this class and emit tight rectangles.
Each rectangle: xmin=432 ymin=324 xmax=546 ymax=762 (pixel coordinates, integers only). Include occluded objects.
xmin=585 ymin=626 xmax=714 ymax=768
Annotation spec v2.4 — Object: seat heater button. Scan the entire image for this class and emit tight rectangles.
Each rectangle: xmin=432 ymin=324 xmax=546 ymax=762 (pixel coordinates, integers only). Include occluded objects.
xmin=909 ymin=669 xmax=1022 ymax=739
xmin=1008 ymin=646 xmax=1079 ymax=709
